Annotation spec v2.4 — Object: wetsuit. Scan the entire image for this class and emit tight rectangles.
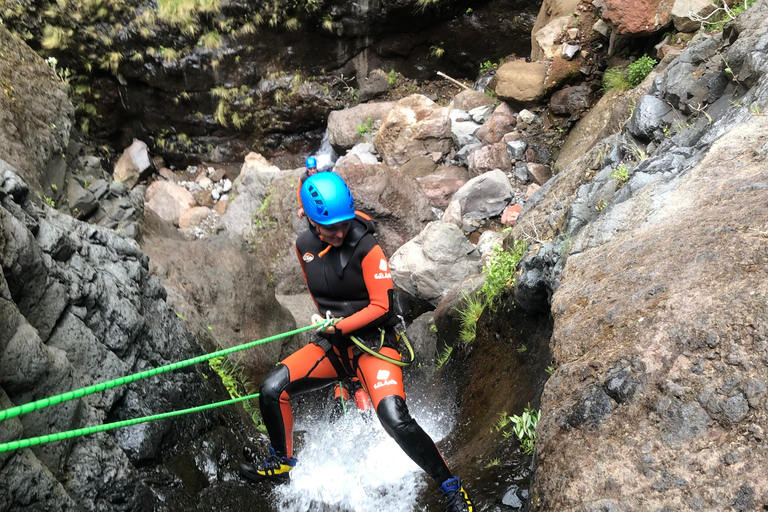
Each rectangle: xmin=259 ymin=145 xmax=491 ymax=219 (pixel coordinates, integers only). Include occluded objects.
xmin=258 ymin=213 xmax=453 ymax=485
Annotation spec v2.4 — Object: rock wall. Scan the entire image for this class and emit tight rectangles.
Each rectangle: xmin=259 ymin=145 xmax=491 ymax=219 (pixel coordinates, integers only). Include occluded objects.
xmin=0 ymin=163 xmax=263 ymax=509
xmin=521 ymin=3 xmax=768 ymax=509
xmin=1 ymin=0 xmax=540 ymax=163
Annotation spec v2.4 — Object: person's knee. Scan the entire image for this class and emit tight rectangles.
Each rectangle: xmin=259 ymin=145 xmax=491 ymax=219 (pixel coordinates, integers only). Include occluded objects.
xmin=376 ymin=395 xmax=414 ymax=438
xmin=260 ymin=364 xmax=290 ymax=405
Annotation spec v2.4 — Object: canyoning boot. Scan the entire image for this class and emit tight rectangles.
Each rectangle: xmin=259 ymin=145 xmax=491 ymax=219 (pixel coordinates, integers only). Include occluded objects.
xmin=441 ymin=477 xmax=474 ymax=512
xmin=240 ymin=446 xmax=297 ymax=483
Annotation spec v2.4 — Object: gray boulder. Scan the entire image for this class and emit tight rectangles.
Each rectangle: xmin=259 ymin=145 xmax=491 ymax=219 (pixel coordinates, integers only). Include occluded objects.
xmin=390 ymin=221 xmax=481 ymax=305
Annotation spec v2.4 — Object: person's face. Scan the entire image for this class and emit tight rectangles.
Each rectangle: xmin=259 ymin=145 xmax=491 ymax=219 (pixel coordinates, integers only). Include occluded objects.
xmin=313 ymin=220 xmax=351 ymax=247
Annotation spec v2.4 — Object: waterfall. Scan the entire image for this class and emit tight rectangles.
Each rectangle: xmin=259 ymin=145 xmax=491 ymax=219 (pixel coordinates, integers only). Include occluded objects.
xmin=269 ymin=395 xmax=455 ymax=511
xmin=311 ymin=129 xmax=338 ymax=172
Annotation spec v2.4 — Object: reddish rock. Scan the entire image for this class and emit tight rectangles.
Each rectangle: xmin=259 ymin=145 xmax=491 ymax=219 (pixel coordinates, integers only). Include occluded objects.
xmin=401 ymin=156 xmax=438 ymax=178
xmin=418 ymin=174 xmax=468 ymax=209
xmin=526 ymin=148 xmax=536 ymax=163
xmin=476 ymin=103 xmax=517 ymax=145
xmin=468 ymin=143 xmax=513 ymax=176
xmin=602 ymin=0 xmax=673 ymax=36
xmin=501 ymin=204 xmax=522 ymax=226
xmin=213 ymin=199 xmax=228 ymax=215
xmin=193 ymin=189 xmax=215 ymax=207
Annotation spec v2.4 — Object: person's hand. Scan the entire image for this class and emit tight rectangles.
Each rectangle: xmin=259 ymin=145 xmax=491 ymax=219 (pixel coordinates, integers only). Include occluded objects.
xmin=297 ymin=207 xmax=305 ymax=218
xmin=312 ymin=314 xmax=341 ymax=333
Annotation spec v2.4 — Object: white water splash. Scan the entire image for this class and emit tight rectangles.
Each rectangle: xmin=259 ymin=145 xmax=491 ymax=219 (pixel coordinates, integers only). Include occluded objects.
xmin=271 ymin=398 xmax=455 ymax=512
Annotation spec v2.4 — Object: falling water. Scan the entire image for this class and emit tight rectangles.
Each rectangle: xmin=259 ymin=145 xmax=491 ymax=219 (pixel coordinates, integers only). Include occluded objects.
xmin=269 ymin=393 xmax=456 ymax=512
xmin=311 ymin=129 xmax=338 ymax=172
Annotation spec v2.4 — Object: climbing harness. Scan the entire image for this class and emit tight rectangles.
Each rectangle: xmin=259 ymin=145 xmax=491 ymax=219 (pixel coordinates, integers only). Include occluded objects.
xmin=0 ymin=320 xmax=331 ymax=454
xmin=349 ymin=315 xmax=415 ymax=367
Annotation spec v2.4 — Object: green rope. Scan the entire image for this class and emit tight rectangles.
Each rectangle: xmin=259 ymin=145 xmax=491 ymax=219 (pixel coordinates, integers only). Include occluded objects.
xmin=0 ymin=321 xmax=330 ymax=423
xmin=0 ymin=393 xmax=260 ymax=454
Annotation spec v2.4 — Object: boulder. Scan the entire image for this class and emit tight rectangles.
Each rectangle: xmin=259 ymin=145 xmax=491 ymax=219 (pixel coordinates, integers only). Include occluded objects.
xmin=417 ymin=166 xmax=469 ymax=210
xmin=178 ymin=206 xmax=213 ymax=230
xmin=358 ymin=69 xmax=390 ymax=103
xmin=144 ymin=181 xmax=196 ymax=225
xmin=113 ymin=139 xmax=153 ymax=189
xmin=335 ymin=155 xmax=435 ymax=256
xmin=441 ymin=169 xmax=514 ymax=227
xmin=468 ymin=143 xmax=513 ymax=176
xmin=450 ymin=109 xmax=482 ymax=148
xmin=626 ymin=94 xmax=673 ymax=141
xmin=550 ymin=84 xmax=592 ymax=117
xmin=389 ymin=221 xmax=481 ymax=305
xmin=454 ymin=89 xmax=495 ymax=111
xmin=602 ymin=0 xmax=673 ymax=36
xmin=373 ymin=94 xmax=452 ymax=167
xmin=328 ymin=102 xmax=396 ymax=151
xmin=671 ymin=0 xmax=717 ymax=32
xmin=476 ymin=103 xmax=517 ymax=145
xmin=490 ymin=60 xmax=549 ymax=104
xmin=530 ymin=0 xmax=582 ymax=61
xmin=400 ymin=156 xmax=438 ymax=179
xmin=543 ymin=56 xmax=583 ymax=92
xmin=533 ymin=15 xmax=571 ymax=60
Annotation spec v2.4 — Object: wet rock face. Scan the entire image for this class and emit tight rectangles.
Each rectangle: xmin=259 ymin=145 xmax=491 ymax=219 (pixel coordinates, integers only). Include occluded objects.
xmin=531 ymin=57 xmax=768 ymax=512
xmin=0 ymin=167 xmax=261 ymax=510
xmin=1 ymin=1 xmax=539 ymax=164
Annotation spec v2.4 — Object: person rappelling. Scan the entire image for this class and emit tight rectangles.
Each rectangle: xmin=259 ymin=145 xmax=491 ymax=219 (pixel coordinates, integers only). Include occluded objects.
xmin=240 ymin=172 xmax=474 ymax=511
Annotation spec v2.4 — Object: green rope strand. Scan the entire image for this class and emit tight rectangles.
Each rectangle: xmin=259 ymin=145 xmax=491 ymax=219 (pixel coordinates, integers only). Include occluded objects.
xmin=0 ymin=321 xmax=330 ymax=423
xmin=0 ymin=393 xmax=260 ymax=454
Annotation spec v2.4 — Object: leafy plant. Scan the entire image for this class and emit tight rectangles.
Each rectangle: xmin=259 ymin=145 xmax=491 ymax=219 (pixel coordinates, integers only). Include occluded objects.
xmin=479 ymin=60 xmax=496 ymax=73
xmin=388 ymin=69 xmax=397 ymax=87
xmin=627 ymin=55 xmax=657 ymax=87
xmin=545 ymin=365 xmax=555 ymax=375
xmin=356 ymin=116 xmax=374 ymax=137
xmin=610 ymin=164 xmax=629 ymax=186
xmin=481 ymin=240 xmax=528 ymax=308
xmin=509 ymin=407 xmax=540 ymax=455
xmin=595 ymin=198 xmax=607 ymax=211
xmin=43 ymin=196 xmax=55 ymax=207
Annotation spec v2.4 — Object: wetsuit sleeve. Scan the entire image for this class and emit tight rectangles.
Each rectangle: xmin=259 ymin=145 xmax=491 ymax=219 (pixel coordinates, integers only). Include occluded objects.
xmin=335 ymin=244 xmax=393 ymax=335
xmin=296 ymin=179 xmax=303 ymax=208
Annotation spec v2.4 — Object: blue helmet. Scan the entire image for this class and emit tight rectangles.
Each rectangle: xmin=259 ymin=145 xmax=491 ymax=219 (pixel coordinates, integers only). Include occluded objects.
xmin=305 ymin=156 xmax=317 ymax=169
xmin=300 ymin=172 xmax=355 ymax=225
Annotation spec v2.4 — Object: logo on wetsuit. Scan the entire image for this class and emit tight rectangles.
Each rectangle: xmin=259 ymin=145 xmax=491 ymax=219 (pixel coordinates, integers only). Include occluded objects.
xmin=374 ymin=258 xmax=391 ymax=280
xmin=374 ymin=369 xmax=398 ymax=389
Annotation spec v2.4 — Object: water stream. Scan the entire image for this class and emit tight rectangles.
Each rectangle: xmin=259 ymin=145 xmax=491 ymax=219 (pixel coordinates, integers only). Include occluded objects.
xmin=263 ymin=392 xmax=455 ymax=511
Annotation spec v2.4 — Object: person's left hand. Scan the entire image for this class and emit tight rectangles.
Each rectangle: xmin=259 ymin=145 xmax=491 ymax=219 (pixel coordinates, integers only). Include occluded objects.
xmin=323 ymin=317 xmax=342 ymax=334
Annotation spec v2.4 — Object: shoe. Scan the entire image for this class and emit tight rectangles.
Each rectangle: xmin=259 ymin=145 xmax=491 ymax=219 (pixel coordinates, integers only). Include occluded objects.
xmin=240 ymin=446 xmax=297 ymax=483
xmin=441 ymin=477 xmax=474 ymax=512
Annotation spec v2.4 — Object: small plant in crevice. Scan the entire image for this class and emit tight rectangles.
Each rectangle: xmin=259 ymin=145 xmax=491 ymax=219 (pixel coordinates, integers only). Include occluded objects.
xmin=209 ymin=354 xmax=264 ymax=428
xmin=611 ymin=164 xmax=630 ymax=187
xmin=602 ymin=67 xmax=631 ymax=92
xmin=435 ymin=345 xmax=453 ymax=371
xmin=388 ymin=69 xmax=397 ymax=87
xmin=595 ymin=198 xmax=608 ymax=211
xmin=509 ymin=407 xmax=540 ymax=455
xmin=356 ymin=116 xmax=374 ymax=137
xmin=428 ymin=44 xmax=445 ymax=59
xmin=481 ymin=239 xmax=528 ymax=310
xmin=457 ymin=291 xmax=485 ymax=344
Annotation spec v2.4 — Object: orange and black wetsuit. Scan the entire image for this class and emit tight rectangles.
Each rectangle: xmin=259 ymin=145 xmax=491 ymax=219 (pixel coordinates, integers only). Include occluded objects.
xmin=258 ymin=213 xmax=453 ymax=485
